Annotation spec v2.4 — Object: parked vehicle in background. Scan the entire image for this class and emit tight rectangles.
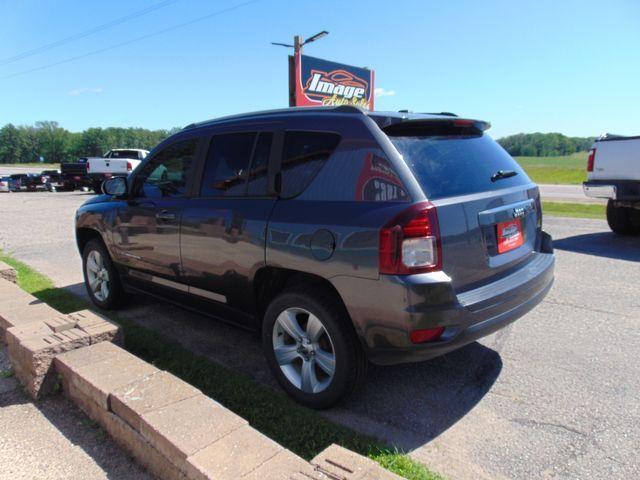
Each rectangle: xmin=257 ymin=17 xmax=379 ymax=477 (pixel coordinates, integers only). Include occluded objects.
xmin=41 ymin=169 xmax=62 ymax=191
xmin=9 ymin=173 xmax=29 ymax=191
xmin=86 ymin=149 xmax=148 ymax=192
xmin=75 ymin=107 xmax=555 ymax=408
xmin=0 ymin=176 xmax=11 ymax=192
xmin=5 ymin=173 xmax=43 ymax=192
xmin=26 ymin=173 xmax=48 ymax=191
xmin=583 ymin=133 xmax=640 ymax=234
xmin=59 ymin=158 xmax=91 ymax=191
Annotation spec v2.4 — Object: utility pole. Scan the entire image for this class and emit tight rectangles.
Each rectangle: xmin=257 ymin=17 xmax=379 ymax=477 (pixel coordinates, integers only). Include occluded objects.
xmin=271 ymin=31 xmax=328 ymax=53
xmin=271 ymin=31 xmax=329 ymax=106
xmin=294 ymin=35 xmax=303 ymax=55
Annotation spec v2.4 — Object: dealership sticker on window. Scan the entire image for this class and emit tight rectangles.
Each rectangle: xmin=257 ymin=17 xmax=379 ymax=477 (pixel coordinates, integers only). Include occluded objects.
xmin=497 ymin=219 xmax=523 ymax=254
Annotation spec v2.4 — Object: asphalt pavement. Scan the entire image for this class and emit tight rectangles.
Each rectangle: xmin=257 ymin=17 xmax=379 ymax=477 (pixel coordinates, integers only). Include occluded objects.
xmin=0 ymin=165 xmax=45 ymax=175
xmin=0 ymin=190 xmax=638 ymax=480
xmin=538 ymin=184 xmax=605 ymax=204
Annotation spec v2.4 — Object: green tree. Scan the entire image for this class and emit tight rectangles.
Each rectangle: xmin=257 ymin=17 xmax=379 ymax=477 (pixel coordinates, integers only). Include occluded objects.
xmin=498 ymin=132 xmax=596 ymax=157
xmin=0 ymin=121 xmax=180 ymax=163
xmin=0 ymin=124 xmax=25 ymax=163
xmin=34 ymin=121 xmax=70 ymax=163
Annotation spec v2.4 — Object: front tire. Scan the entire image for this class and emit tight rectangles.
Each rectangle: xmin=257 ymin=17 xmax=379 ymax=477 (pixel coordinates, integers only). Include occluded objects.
xmin=606 ymin=200 xmax=639 ymax=235
xmin=262 ymin=287 xmax=366 ymax=409
xmin=82 ymin=239 xmax=126 ymax=309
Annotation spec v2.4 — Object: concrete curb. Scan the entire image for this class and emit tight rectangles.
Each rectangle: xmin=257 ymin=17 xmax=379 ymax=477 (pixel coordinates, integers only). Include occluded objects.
xmin=0 ymin=265 xmax=402 ymax=480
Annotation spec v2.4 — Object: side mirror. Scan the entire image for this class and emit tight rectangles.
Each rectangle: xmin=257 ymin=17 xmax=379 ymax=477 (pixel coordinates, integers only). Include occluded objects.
xmin=102 ymin=176 xmax=128 ymax=196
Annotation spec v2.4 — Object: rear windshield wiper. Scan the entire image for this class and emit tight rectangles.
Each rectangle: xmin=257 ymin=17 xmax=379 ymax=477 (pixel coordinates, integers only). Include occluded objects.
xmin=491 ymin=169 xmax=518 ymax=182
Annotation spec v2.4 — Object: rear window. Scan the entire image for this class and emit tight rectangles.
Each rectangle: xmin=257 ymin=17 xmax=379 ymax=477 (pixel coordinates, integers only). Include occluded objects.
xmin=108 ymin=150 xmax=140 ymax=159
xmin=280 ymin=131 xmax=341 ymax=198
xmin=388 ymin=133 xmax=530 ymax=200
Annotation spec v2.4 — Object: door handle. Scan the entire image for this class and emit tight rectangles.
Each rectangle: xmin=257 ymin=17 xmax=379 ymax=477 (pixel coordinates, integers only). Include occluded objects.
xmin=156 ymin=210 xmax=176 ymax=221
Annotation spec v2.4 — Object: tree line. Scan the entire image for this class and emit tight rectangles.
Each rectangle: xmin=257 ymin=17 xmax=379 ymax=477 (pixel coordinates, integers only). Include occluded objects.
xmin=497 ymin=132 xmax=595 ymax=157
xmin=0 ymin=121 xmax=596 ymax=164
xmin=0 ymin=121 xmax=179 ymax=164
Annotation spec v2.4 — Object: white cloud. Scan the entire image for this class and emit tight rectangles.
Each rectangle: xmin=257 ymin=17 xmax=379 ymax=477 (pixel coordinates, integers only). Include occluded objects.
xmin=374 ymin=87 xmax=396 ymax=98
xmin=69 ymin=87 xmax=104 ymax=96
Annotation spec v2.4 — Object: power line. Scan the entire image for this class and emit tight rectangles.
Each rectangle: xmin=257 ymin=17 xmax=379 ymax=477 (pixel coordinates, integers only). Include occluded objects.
xmin=0 ymin=0 xmax=179 ymax=66
xmin=1 ymin=0 xmax=260 ymax=80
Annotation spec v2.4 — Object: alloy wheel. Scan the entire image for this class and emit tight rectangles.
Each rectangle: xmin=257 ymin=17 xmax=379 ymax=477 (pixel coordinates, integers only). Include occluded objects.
xmin=272 ymin=307 xmax=336 ymax=394
xmin=86 ymin=249 xmax=110 ymax=302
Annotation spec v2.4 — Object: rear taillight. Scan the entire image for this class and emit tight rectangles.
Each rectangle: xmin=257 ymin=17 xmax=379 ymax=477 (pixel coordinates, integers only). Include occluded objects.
xmin=587 ymin=148 xmax=596 ymax=172
xmin=86 ymin=161 xmax=90 ymax=173
xmin=379 ymin=202 xmax=442 ymax=274
xmin=127 ymin=161 xmax=132 ymax=172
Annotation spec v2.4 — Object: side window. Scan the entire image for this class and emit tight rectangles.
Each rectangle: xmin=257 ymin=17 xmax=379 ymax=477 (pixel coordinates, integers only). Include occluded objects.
xmin=136 ymin=139 xmax=196 ymax=198
xmin=280 ymin=131 xmax=341 ymax=198
xmin=201 ymin=133 xmax=256 ymax=197
xmin=246 ymin=133 xmax=273 ymax=196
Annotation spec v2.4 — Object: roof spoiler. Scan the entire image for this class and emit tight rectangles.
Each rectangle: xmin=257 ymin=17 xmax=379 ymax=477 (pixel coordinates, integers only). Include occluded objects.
xmin=381 ymin=117 xmax=491 ymax=135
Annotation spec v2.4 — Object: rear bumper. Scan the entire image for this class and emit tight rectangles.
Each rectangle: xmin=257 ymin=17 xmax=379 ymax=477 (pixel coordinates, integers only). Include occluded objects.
xmin=584 ymin=180 xmax=640 ymax=202
xmin=583 ymin=182 xmax=616 ymax=199
xmin=334 ymin=248 xmax=555 ymax=366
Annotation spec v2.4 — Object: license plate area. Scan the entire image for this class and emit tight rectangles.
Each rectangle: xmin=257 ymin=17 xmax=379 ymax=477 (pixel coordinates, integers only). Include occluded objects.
xmin=496 ymin=219 xmax=523 ymax=254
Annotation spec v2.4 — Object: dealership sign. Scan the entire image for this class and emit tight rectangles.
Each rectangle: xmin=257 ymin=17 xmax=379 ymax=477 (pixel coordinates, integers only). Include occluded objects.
xmin=290 ymin=54 xmax=374 ymax=110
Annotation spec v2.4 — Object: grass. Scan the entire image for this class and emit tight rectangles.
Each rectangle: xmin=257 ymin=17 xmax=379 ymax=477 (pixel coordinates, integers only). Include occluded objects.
xmin=515 ymin=152 xmax=587 ymax=185
xmin=0 ymin=252 xmax=443 ymax=480
xmin=543 ymin=201 xmax=605 ymax=219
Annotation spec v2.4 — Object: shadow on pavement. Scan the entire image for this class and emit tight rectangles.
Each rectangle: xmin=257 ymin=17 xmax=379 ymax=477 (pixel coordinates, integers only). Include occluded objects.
xmin=554 ymin=231 xmax=640 ymax=262
xmin=336 ymin=342 xmax=502 ymax=450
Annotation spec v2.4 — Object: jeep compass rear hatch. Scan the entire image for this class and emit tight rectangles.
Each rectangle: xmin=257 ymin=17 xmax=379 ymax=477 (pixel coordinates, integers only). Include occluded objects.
xmin=384 ymin=119 xmax=541 ymax=292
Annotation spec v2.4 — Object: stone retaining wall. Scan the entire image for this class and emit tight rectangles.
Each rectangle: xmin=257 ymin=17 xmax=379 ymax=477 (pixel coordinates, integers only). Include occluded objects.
xmin=0 ymin=265 xmax=401 ymax=480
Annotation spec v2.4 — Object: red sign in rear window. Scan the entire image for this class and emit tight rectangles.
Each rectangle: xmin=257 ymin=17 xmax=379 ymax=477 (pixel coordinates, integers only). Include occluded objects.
xmin=497 ymin=219 xmax=523 ymax=254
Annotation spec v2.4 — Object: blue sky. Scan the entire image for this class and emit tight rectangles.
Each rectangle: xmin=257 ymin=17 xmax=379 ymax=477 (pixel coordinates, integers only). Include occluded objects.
xmin=1 ymin=0 xmax=638 ymax=138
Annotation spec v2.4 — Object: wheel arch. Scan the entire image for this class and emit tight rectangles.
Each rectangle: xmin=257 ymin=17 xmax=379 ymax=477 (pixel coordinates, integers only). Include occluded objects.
xmin=253 ymin=267 xmax=366 ymax=350
xmin=76 ymin=227 xmax=105 ymax=255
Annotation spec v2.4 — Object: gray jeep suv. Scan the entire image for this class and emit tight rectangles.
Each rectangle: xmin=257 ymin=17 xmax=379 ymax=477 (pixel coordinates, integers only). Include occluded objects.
xmin=75 ymin=106 xmax=554 ymax=408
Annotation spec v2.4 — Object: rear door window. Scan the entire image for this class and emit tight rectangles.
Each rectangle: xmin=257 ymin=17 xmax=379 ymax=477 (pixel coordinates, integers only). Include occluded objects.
xmin=388 ymin=133 xmax=530 ymax=200
xmin=280 ymin=131 xmax=341 ymax=198
xmin=246 ymin=133 xmax=273 ymax=197
xmin=201 ymin=133 xmax=256 ymax=197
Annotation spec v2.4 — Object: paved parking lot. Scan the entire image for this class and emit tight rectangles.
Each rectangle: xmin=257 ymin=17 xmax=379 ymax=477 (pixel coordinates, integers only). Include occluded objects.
xmin=538 ymin=184 xmax=606 ymax=204
xmin=1 ymin=190 xmax=638 ymax=480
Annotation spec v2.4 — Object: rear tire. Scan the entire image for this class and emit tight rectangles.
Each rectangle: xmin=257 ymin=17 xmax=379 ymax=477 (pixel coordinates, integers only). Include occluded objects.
xmin=606 ymin=200 xmax=639 ymax=235
xmin=262 ymin=286 xmax=367 ymax=409
xmin=82 ymin=239 xmax=126 ymax=309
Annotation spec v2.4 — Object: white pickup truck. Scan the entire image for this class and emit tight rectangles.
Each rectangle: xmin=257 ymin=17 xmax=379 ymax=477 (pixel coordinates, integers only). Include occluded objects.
xmin=86 ymin=149 xmax=148 ymax=192
xmin=583 ymin=134 xmax=640 ymax=234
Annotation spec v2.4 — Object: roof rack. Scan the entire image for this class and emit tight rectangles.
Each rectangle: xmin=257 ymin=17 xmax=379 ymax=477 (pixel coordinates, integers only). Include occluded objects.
xmin=398 ymin=110 xmax=458 ymax=117
xmin=183 ymin=105 xmax=370 ymax=130
xmin=423 ymin=111 xmax=458 ymax=117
